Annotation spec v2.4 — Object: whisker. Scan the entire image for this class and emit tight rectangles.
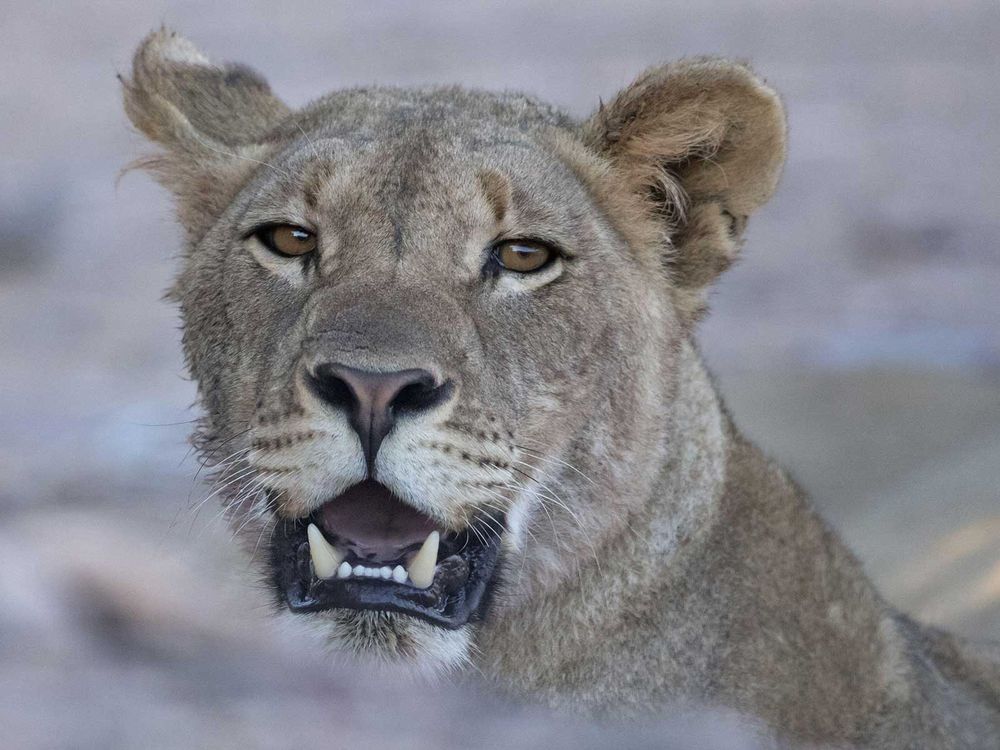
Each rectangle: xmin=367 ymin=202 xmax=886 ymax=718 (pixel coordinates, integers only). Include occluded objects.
xmin=249 ymin=510 xmax=278 ymax=564
xmin=187 ymin=129 xmax=292 ymax=179
xmin=506 ymin=464 xmax=585 ymax=521
xmin=498 ymin=472 xmax=601 ymax=576
xmin=231 ymin=486 xmax=274 ymax=539
xmin=184 ymin=432 xmax=253 ymax=507
xmin=168 ymin=434 xmax=253 ymax=535
xmin=224 ymin=471 xmax=274 ymax=521
xmin=186 ymin=462 xmax=260 ymax=533
xmin=130 ymin=418 xmax=200 ymax=427
xmin=514 ymin=443 xmax=597 ymax=486
xmin=294 ymin=119 xmax=322 ymax=162
xmin=481 ymin=481 xmax=568 ymax=555
xmin=468 ymin=523 xmax=490 ymax=549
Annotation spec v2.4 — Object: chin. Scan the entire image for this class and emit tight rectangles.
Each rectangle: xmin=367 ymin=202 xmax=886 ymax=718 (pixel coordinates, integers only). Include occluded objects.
xmin=277 ymin=606 xmax=476 ymax=679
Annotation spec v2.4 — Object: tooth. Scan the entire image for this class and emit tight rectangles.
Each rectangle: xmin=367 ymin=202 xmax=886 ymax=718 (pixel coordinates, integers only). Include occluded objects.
xmin=407 ymin=531 xmax=439 ymax=589
xmin=392 ymin=565 xmax=407 ymax=584
xmin=337 ymin=561 xmax=352 ymax=579
xmin=307 ymin=523 xmax=343 ymax=579
xmin=379 ymin=566 xmax=392 ymax=580
xmin=353 ymin=564 xmax=365 ymax=577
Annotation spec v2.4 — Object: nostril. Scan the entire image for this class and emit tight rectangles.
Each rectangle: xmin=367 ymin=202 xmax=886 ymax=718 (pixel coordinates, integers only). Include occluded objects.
xmin=392 ymin=377 xmax=453 ymax=414
xmin=308 ymin=365 xmax=358 ymax=411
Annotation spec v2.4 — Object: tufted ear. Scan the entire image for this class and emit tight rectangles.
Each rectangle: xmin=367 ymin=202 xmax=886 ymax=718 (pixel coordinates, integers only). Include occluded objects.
xmin=583 ymin=58 xmax=786 ymax=321
xmin=121 ymin=29 xmax=291 ymax=240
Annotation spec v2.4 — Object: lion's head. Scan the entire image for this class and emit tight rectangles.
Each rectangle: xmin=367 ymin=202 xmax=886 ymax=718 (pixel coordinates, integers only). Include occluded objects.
xmin=123 ymin=29 xmax=784 ymax=673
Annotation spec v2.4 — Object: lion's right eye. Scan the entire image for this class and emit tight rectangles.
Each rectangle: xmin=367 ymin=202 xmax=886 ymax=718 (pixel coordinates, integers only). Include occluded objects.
xmin=254 ymin=224 xmax=317 ymax=257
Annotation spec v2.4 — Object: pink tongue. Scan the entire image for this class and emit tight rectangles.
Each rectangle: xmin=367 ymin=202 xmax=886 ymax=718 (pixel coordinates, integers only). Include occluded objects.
xmin=319 ymin=480 xmax=437 ymax=560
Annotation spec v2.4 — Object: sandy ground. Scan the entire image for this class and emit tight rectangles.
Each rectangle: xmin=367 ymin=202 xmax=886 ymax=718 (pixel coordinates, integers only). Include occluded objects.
xmin=1 ymin=1 xmax=998 ymax=747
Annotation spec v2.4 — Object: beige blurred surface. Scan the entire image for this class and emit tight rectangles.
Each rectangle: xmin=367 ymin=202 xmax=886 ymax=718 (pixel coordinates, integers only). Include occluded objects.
xmin=1 ymin=1 xmax=998 ymax=747
xmin=720 ymin=370 xmax=1000 ymax=640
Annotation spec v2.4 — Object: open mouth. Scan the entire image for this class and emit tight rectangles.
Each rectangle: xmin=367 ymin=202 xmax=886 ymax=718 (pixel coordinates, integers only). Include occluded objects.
xmin=271 ymin=480 xmax=504 ymax=629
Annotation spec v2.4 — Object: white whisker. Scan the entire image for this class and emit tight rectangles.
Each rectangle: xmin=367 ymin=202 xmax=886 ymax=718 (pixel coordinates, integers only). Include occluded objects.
xmin=514 ymin=446 xmax=596 ymax=486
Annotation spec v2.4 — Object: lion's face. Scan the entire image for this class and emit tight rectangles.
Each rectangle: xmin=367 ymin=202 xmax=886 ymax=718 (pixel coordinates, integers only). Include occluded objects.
xmin=124 ymin=31 xmax=784 ymax=671
xmin=178 ymin=97 xmax=673 ymax=667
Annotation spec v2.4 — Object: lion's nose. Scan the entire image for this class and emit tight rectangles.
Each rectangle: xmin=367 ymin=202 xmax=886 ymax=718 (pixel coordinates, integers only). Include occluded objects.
xmin=308 ymin=364 xmax=453 ymax=472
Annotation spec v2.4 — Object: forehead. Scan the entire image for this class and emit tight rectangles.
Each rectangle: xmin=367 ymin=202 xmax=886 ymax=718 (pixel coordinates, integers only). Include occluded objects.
xmin=289 ymin=87 xmax=577 ymax=196
xmin=247 ymin=87 xmax=593 ymax=250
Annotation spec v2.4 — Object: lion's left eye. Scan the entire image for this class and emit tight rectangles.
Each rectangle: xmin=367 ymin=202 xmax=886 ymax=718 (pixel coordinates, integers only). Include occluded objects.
xmin=492 ymin=241 xmax=554 ymax=273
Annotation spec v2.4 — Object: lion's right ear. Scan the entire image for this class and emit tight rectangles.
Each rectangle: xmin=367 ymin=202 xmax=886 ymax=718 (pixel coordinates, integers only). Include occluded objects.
xmin=121 ymin=29 xmax=290 ymax=238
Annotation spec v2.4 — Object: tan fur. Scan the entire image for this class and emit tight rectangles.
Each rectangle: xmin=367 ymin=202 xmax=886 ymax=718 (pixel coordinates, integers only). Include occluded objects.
xmin=123 ymin=29 xmax=1000 ymax=747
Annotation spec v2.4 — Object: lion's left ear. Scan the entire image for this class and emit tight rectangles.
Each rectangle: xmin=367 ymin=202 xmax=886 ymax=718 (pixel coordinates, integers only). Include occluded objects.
xmin=582 ymin=58 xmax=786 ymax=321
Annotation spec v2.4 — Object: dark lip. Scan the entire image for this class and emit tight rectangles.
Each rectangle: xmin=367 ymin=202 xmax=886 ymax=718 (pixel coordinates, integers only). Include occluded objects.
xmin=270 ymin=514 xmax=504 ymax=629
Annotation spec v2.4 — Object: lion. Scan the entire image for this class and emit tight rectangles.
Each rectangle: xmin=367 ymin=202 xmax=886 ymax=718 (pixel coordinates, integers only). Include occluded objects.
xmin=122 ymin=29 xmax=1000 ymax=747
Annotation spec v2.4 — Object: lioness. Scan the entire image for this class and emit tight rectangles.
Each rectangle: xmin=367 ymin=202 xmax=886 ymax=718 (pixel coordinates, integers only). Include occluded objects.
xmin=122 ymin=29 xmax=1000 ymax=747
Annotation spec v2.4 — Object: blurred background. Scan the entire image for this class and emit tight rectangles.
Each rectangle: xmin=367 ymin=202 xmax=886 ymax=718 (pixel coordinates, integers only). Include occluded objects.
xmin=2 ymin=1 xmax=998 ymax=747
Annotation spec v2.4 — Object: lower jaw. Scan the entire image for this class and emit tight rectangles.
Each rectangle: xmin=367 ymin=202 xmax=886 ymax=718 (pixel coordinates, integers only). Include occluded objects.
xmin=271 ymin=520 xmax=504 ymax=630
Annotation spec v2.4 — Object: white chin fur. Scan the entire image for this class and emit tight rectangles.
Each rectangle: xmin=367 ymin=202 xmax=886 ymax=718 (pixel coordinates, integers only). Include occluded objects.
xmin=275 ymin=608 xmax=472 ymax=679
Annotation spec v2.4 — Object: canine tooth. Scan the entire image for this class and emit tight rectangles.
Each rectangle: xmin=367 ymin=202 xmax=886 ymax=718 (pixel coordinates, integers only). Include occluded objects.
xmin=407 ymin=530 xmax=439 ymax=589
xmin=337 ymin=561 xmax=352 ymax=579
xmin=392 ymin=565 xmax=407 ymax=584
xmin=379 ymin=566 xmax=392 ymax=579
xmin=307 ymin=523 xmax=343 ymax=579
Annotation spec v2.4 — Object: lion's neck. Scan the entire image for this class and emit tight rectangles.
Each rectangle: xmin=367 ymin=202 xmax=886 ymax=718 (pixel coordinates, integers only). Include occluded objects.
xmin=645 ymin=338 xmax=728 ymax=562
xmin=474 ymin=339 xmax=733 ymax=687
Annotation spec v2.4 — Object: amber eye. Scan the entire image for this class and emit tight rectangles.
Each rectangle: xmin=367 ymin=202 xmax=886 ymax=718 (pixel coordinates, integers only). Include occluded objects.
xmin=493 ymin=240 xmax=554 ymax=273
xmin=256 ymin=224 xmax=317 ymax=257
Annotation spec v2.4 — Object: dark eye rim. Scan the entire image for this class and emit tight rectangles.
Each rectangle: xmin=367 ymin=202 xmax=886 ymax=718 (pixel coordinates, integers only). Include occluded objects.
xmin=250 ymin=223 xmax=318 ymax=258
xmin=488 ymin=238 xmax=562 ymax=275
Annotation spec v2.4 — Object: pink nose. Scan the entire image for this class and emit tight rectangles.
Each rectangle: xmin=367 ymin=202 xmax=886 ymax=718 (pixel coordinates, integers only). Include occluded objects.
xmin=307 ymin=364 xmax=453 ymax=472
